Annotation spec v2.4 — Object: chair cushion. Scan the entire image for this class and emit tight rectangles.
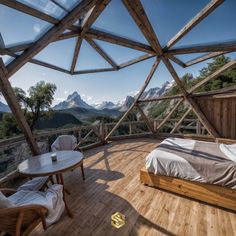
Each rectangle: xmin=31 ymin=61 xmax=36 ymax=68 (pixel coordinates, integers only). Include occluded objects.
xmin=17 ymin=177 xmax=49 ymax=191
xmin=0 ymin=191 xmax=15 ymax=208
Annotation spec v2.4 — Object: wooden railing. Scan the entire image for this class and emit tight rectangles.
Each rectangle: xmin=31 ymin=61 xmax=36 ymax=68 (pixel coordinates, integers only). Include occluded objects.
xmin=0 ymin=118 xmax=207 ymax=183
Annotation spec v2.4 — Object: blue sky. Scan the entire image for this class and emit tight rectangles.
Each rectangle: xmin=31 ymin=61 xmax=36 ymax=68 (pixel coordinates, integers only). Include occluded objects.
xmin=0 ymin=0 xmax=236 ymax=105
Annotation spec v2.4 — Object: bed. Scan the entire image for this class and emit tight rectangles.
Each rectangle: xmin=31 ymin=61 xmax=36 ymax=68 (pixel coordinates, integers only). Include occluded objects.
xmin=140 ymin=137 xmax=236 ymax=211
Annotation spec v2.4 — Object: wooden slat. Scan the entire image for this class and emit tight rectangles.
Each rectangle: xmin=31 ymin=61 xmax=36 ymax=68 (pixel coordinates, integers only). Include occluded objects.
xmin=86 ymin=38 xmax=117 ymax=68
xmin=165 ymin=0 xmax=224 ymax=49
xmin=188 ymin=58 xmax=236 ymax=93
xmin=73 ymin=67 xmax=117 ymax=75
xmin=169 ymin=55 xmax=187 ymax=68
xmin=0 ymin=59 xmax=39 ymax=155
xmin=122 ymin=0 xmax=162 ymax=54
xmin=118 ymin=54 xmax=154 ymax=69
xmin=170 ymin=107 xmax=192 ymax=134
xmin=105 ymin=58 xmax=160 ymax=140
xmin=138 ymin=94 xmax=183 ymax=103
xmin=135 ymin=103 xmax=155 ymax=133
xmin=165 ymin=41 xmax=236 ymax=55
xmin=6 ymin=0 xmax=97 ymax=78
xmin=156 ymin=99 xmax=183 ymax=131
xmin=185 ymin=51 xmax=228 ymax=67
xmin=70 ymin=37 xmax=83 ymax=74
xmin=85 ymin=28 xmax=155 ymax=54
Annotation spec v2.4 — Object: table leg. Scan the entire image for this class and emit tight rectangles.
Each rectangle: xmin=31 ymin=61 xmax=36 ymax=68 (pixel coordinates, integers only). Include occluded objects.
xmin=81 ymin=162 xmax=85 ymax=181
xmin=59 ymin=173 xmax=73 ymax=218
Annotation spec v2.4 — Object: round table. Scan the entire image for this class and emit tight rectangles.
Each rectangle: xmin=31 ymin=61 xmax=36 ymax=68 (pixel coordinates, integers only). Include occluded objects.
xmin=18 ymin=150 xmax=84 ymax=217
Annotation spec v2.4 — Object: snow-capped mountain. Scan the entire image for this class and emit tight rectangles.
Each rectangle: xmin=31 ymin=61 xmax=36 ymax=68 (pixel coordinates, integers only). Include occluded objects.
xmin=0 ymin=101 xmax=10 ymax=112
xmin=53 ymin=91 xmax=94 ymax=110
xmin=118 ymin=96 xmax=135 ymax=112
xmin=92 ymin=101 xmax=116 ymax=110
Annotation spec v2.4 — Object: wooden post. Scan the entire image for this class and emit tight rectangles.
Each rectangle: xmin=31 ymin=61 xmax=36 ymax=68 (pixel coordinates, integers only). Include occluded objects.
xmin=105 ymin=57 xmax=160 ymax=141
xmin=0 ymin=59 xmax=39 ymax=155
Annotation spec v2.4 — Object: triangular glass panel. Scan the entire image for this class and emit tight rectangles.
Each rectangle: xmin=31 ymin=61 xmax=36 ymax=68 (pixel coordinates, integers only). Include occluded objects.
xmin=174 ymin=0 xmax=236 ymax=47
xmin=141 ymin=0 xmax=209 ymax=47
xmin=0 ymin=4 xmax=52 ymax=47
xmin=17 ymin=0 xmax=66 ymax=19
xmin=55 ymin=0 xmax=80 ymax=11
xmin=93 ymin=40 xmax=149 ymax=65
xmin=1 ymin=55 xmax=14 ymax=66
xmin=75 ymin=40 xmax=112 ymax=71
xmin=93 ymin=0 xmax=148 ymax=44
xmin=34 ymin=38 xmax=76 ymax=70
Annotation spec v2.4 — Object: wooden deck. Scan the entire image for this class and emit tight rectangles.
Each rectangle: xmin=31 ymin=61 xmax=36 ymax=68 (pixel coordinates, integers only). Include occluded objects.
xmin=33 ymin=138 xmax=236 ymax=236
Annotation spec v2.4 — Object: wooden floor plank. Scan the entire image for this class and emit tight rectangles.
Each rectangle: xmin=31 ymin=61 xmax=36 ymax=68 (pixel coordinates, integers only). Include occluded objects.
xmin=32 ymin=138 xmax=236 ymax=236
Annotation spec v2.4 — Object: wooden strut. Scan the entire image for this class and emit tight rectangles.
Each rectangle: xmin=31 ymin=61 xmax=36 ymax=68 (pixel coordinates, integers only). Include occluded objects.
xmin=105 ymin=57 xmax=161 ymax=141
xmin=155 ymin=99 xmax=184 ymax=131
xmin=170 ymin=107 xmax=192 ymax=134
xmin=135 ymin=103 xmax=155 ymax=134
xmin=162 ymin=57 xmax=219 ymax=139
xmin=0 ymin=59 xmax=39 ymax=155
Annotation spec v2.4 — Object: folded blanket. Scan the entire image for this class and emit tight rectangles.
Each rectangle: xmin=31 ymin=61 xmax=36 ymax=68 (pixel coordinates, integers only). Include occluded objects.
xmin=9 ymin=184 xmax=65 ymax=226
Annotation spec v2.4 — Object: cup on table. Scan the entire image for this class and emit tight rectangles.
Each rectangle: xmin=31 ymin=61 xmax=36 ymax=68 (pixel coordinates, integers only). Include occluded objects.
xmin=51 ymin=153 xmax=57 ymax=162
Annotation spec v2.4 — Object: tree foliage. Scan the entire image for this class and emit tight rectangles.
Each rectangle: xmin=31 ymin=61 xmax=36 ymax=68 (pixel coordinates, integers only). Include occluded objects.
xmin=1 ymin=81 xmax=56 ymax=137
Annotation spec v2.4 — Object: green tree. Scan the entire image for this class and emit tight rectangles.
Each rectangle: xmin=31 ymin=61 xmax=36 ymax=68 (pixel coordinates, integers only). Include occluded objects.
xmin=1 ymin=81 xmax=56 ymax=137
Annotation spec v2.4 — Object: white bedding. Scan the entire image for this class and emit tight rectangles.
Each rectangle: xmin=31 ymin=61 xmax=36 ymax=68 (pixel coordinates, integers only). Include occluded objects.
xmin=146 ymin=137 xmax=205 ymax=182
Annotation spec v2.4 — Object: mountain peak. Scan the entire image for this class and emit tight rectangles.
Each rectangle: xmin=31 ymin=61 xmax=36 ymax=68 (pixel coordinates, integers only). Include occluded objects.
xmin=67 ymin=91 xmax=80 ymax=100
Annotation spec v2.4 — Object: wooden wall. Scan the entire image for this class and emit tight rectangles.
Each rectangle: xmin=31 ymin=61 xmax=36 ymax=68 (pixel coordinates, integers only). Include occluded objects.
xmin=196 ymin=96 xmax=236 ymax=139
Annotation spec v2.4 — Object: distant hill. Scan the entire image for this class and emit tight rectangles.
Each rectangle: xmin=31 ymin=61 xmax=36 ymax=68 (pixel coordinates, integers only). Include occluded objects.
xmin=34 ymin=111 xmax=82 ymax=129
xmin=62 ymin=107 xmax=122 ymax=122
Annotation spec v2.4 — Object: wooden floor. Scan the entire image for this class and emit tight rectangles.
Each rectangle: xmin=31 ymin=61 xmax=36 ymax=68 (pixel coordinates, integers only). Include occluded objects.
xmin=33 ymin=138 xmax=236 ymax=236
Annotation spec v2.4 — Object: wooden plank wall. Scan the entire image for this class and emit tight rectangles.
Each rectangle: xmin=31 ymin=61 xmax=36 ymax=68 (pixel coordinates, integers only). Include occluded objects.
xmin=196 ymin=97 xmax=236 ymax=139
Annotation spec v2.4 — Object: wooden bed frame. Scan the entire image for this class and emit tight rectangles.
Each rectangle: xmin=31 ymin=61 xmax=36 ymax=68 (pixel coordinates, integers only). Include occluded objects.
xmin=140 ymin=168 xmax=236 ymax=212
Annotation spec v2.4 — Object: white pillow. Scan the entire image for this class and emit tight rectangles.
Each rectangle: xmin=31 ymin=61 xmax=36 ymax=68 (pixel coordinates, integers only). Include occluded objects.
xmin=0 ymin=191 xmax=15 ymax=208
xmin=220 ymin=143 xmax=236 ymax=162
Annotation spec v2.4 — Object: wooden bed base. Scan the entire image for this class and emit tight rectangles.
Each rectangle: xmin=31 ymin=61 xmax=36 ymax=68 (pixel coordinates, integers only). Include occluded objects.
xmin=140 ymin=168 xmax=236 ymax=212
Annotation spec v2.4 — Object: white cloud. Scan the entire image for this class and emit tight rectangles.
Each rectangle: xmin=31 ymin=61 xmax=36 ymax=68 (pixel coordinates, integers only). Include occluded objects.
xmin=81 ymin=94 xmax=93 ymax=102
xmin=64 ymin=91 xmax=68 ymax=94
xmin=33 ymin=24 xmax=41 ymax=34
xmin=55 ymin=98 xmax=65 ymax=102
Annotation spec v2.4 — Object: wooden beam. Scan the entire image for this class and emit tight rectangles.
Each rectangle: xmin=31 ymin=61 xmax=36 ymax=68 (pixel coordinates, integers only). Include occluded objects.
xmin=0 ymin=59 xmax=39 ymax=155
xmin=165 ymin=41 xmax=236 ymax=55
xmin=81 ymin=0 xmax=111 ymax=34
xmin=185 ymin=51 xmax=228 ymax=67
xmin=0 ymin=0 xmax=78 ymax=31
xmin=119 ymin=54 xmax=154 ymax=69
xmin=188 ymin=58 xmax=236 ymax=93
xmin=162 ymin=57 xmax=188 ymax=97
xmin=122 ymin=0 xmax=162 ymax=54
xmin=73 ymin=67 xmax=116 ymax=75
xmin=105 ymin=57 xmax=160 ymax=140
xmin=162 ymin=57 xmax=219 ymax=138
xmin=165 ymin=0 xmax=224 ymax=49
xmin=6 ymin=0 xmax=97 ymax=78
xmin=70 ymin=37 xmax=83 ymax=74
xmin=138 ymin=94 xmax=183 ymax=103
xmin=85 ymin=28 xmax=155 ymax=54
xmin=86 ymin=38 xmax=117 ymax=68
xmin=156 ymin=99 xmax=183 ymax=131
xmin=135 ymin=103 xmax=155 ymax=133
xmin=169 ymin=56 xmax=187 ymax=68
xmin=170 ymin=107 xmax=192 ymax=134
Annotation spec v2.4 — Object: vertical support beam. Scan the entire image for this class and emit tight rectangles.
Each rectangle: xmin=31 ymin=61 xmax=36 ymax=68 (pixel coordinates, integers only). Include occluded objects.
xmin=70 ymin=37 xmax=83 ymax=73
xmin=156 ymin=99 xmax=183 ymax=131
xmin=105 ymin=57 xmax=160 ymax=140
xmin=170 ymin=107 xmax=192 ymax=134
xmin=162 ymin=57 xmax=219 ymax=138
xmin=0 ymin=59 xmax=39 ymax=155
xmin=136 ymin=103 xmax=155 ymax=133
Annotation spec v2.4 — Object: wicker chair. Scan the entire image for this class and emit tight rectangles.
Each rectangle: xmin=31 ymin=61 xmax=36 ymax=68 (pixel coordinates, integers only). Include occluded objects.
xmin=51 ymin=135 xmax=85 ymax=180
xmin=0 ymin=188 xmax=47 ymax=236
